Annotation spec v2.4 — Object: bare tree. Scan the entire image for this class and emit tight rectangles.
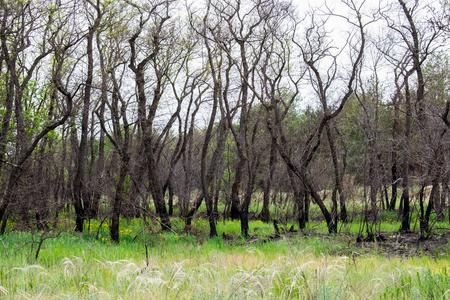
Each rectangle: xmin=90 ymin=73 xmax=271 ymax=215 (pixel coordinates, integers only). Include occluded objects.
xmin=0 ymin=0 xmax=80 ymax=234
xmin=379 ymin=0 xmax=445 ymax=232
xmin=276 ymin=0 xmax=366 ymax=233
xmin=71 ymin=0 xmax=105 ymax=232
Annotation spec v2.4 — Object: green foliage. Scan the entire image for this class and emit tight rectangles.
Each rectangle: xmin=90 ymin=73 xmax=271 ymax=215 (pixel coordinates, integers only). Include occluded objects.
xmin=22 ymin=80 xmax=55 ymax=137
xmin=424 ymin=53 xmax=450 ymax=107
xmin=339 ymin=95 xmax=368 ymax=179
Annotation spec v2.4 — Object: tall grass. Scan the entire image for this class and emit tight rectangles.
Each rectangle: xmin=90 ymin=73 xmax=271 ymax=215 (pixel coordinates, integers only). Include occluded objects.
xmin=1 ymin=221 xmax=449 ymax=299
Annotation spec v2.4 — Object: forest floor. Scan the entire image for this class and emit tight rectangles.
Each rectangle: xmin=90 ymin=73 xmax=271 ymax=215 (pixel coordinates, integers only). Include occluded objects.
xmin=200 ymin=209 xmax=450 ymax=259
xmin=353 ymin=230 xmax=450 ymax=258
xmin=220 ymin=227 xmax=450 ymax=259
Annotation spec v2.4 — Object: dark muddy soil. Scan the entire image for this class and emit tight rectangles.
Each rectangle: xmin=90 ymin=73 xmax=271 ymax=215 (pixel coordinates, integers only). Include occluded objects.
xmin=353 ymin=230 xmax=450 ymax=258
xmin=221 ymin=227 xmax=450 ymax=258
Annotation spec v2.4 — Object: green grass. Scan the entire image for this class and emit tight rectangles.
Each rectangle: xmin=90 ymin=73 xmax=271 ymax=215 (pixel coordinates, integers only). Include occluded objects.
xmin=1 ymin=217 xmax=450 ymax=299
xmin=1 ymin=191 xmax=449 ymax=299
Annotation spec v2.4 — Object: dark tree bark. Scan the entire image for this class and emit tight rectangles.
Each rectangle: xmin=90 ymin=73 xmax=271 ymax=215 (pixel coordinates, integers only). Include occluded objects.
xmin=128 ymin=3 xmax=173 ymax=231
xmin=325 ymin=124 xmax=348 ymax=224
xmin=287 ymin=168 xmax=306 ymax=229
xmin=261 ymin=136 xmax=277 ymax=223
xmin=400 ymin=80 xmax=412 ymax=232
xmin=95 ymin=69 xmax=132 ymax=242
xmin=88 ymin=29 xmax=108 ymax=219
xmin=389 ymin=87 xmax=400 ymax=211
xmin=239 ymin=116 xmax=262 ymax=237
xmin=73 ymin=0 xmax=103 ymax=232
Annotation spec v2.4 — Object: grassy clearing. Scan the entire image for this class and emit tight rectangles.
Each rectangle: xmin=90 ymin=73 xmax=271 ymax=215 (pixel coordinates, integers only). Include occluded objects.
xmin=1 ymin=217 xmax=450 ymax=299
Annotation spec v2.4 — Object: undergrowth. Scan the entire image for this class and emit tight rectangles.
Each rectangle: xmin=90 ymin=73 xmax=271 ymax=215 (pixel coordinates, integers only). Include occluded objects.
xmin=0 ymin=217 xmax=449 ymax=299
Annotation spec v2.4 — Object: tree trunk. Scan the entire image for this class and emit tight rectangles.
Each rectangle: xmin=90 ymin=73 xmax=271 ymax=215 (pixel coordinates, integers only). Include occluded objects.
xmin=325 ymin=124 xmax=347 ymax=223
xmin=261 ymin=136 xmax=276 ymax=223
xmin=389 ymin=78 xmax=401 ymax=212
xmin=240 ymin=161 xmax=258 ymax=237
xmin=230 ymin=162 xmax=244 ymax=220
xmin=73 ymin=7 xmax=102 ymax=232
xmin=0 ymin=167 xmax=22 ymax=234
xmin=287 ymin=168 xmax=305 ymax=229
xmin=400 ymin=81 xmax=412 ymax=232
xmin=110 ymin=153 xmax=129 ymax=243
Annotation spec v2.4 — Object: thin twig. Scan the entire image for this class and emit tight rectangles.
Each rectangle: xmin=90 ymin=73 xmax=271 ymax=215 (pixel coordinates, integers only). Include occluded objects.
xmin=0 ymin=238 xmax=7 ymax=258
xmin=137 ymin=205 xmax=178 ymax=235
xmin=131 ymin=229 xmax=144 ymax=243
xmin=96 ymin=215 xmax=110 ymax=240
xmin=35 ymin=231 xmax=62 ymax=260
xmin=0 ymin=159 xmax=22 ymax=170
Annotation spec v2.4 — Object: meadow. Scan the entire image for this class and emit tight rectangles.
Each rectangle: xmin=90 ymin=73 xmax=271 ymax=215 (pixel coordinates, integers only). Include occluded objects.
xmin=1 ymin=207 xmax=450 ymax=300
